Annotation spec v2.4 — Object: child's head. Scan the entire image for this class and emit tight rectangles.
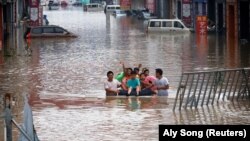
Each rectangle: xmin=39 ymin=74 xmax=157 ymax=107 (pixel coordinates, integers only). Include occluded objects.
xmin=140 ymin=73 xmax=146 ymax=81
xmin=134 ymin=67 xmax=140 ymax=74
xmin=131 ymin=71 xmax=137 ymax=79
xmin=126 ymin=68 xmax=133 ymax=75
xmin=143 ymin=69 xmax=149 ymax=77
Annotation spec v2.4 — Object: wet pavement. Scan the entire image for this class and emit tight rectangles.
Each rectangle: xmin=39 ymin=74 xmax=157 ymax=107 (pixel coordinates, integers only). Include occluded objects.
xmin=0 ymin=6 xmax=250 ymax=141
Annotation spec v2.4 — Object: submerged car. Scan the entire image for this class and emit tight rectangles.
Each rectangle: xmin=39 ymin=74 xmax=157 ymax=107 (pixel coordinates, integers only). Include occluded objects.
xmin=113 ymin=10 xmax=127 ymax=17
xmin=137 ymin=10 xmax=151 ymax=20
xmin=29 ymin=25 xmax=77 ymax=38
xmin=147 ymin=19 xmax=191 ymax=33
xmin=48 ymin=0 xmax=60 ymax=10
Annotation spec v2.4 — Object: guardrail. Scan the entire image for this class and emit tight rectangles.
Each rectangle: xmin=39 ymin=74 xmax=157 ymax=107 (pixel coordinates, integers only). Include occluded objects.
xmin=4 ymin=120 xmax=7 ymax=141
xmin=173 ymin=68 xmax=250 ymax=110
xmin=2 ymin=94 xmax=39 ymax=141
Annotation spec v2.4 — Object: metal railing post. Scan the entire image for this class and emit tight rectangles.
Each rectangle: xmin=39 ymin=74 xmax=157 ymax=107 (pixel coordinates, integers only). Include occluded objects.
xmin=232 ymin=71 xmax=241 ymax=100
xmin=4 ymin=108 xmax=12 ymax=141
xmin=214 ymin=71 xmax=226 ymax=104
xmin=222 ymin=71 xmax=232 ymax=101
xmin=179 ymin=74 xmax=190 ymax=110
xmin=196 ymin=73 xmax=206 ymax=108
xmin=12 ymin=119 xmax=33 ymax=141
xmin=201 ymin=72 xmax=212 ymax=106
xmin=228 ymin=71 xmax=237 ymax=100
xmin=242 ymin=69 xmax=250 ymax=99
xmin=4 ymin=120 xmax=7 ymax=141
xmin=207 ymin=72 xmax=217 ymax=105
xmin=184 ymin=74 xmax=195 ymax=109
xmin=173 ymin=74 xmax=184 ymax=111
xmin=237 ymin=70 xmax=245 ymax=100
xmin=190 ymin=74 xmax=201 ymax=108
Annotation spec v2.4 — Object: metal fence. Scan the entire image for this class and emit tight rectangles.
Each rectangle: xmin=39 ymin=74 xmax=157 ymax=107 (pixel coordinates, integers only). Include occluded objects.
xmin=173 ymin=68 xmax=250 ymax=110
xmin=2 ymin=95 xmax=39 ymax=141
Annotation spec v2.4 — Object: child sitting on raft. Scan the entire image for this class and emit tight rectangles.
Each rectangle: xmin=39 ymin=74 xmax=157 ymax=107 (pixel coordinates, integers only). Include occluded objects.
xmin=127 ymin=71 xmax=141 ymax=96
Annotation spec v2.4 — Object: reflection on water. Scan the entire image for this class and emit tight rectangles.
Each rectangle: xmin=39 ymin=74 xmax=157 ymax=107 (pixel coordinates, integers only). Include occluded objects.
xmin=0 ymin=7 xmax=250 ymax=141
xmin=32 ymin=97 xmax=250 ymax=141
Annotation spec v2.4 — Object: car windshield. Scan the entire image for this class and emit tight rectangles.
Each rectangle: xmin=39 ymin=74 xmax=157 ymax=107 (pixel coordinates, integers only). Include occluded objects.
xmin=55 ymin=27 xmax=65 ymax=33
xmin=120 ymin=11 xmax=125 ymax=14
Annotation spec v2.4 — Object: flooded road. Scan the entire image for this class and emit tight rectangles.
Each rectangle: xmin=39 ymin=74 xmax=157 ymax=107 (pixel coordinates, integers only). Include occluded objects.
xmin=1 ymin=6 xmax=250 ymax=141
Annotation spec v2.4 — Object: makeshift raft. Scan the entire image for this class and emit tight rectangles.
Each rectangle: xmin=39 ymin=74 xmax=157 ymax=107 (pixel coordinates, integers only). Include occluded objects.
xmin=106 ymin=89 xmax=154 ymax=96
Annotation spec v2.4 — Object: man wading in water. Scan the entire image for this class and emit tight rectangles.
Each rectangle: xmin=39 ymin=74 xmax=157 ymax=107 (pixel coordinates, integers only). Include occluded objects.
xmin=104 ymin=71 xmax=122 ymax=95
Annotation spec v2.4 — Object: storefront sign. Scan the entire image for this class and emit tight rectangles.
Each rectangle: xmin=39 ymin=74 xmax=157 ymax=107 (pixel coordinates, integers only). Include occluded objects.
xmin=29 ymin=0 xmax=42 ymax=26
xmin=196 ymin=15 xmax=208 ymax=35
xmin=182 ymin=0 xmax=192 ymax=27
xmin=146 ymin=0 xmax=155 ymax=14
xmin=38 ymin=6 xmax=43 ymax=26
xmin=30 ymin=0 xmax=39 ymax=7
xmin=120 ymin=0 xmax=131 ymax=10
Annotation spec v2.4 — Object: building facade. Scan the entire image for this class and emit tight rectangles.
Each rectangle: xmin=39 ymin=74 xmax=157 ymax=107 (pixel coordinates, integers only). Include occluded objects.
xmin=0 ymin=0 xmax=30 ymax=55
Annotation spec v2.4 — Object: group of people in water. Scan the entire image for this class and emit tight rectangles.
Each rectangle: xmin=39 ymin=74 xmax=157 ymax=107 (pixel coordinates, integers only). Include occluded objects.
xmin=104 ymin=63 xmax=169 ymax=96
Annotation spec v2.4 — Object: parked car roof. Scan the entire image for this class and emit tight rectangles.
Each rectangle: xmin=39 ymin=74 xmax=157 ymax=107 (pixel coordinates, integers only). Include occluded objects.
xmin=148 ymin=19 xmax=183 ymax=22
xmin=29 ymin=25 xmax=77 ymax=38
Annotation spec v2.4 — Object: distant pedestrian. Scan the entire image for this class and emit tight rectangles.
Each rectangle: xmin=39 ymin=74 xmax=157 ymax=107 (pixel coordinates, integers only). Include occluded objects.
xmin=43 ymin=15 xmax=49 ymax=25
xmin=154 ymin=68 xmax=169 ymax=96
xmin=24 ymin=28 xmax=32 ymax=56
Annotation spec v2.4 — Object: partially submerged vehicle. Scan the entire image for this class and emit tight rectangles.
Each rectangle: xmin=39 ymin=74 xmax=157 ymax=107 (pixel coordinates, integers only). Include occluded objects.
xmin=83 ymin=3 xmax=104 ymax=12
xmin=29 ymin=25 xmax=77 ymax=38
xmin=104 ymin=5 xmax=120 ymax=13
xmin=147 ymin=19 xmax=191 ymax=33
xmin=48 ymin=0 xmax=60 ymax=10
xmin=113 ymin=10 xmax=127 ymax=17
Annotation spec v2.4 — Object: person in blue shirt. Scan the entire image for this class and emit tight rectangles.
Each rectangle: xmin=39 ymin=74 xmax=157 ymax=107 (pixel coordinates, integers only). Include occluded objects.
xmin=127 ymin=71 xmax=141 ymax=96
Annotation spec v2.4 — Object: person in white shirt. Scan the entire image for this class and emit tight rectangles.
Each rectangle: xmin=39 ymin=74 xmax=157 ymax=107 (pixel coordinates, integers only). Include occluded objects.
xmin=104 ymin=71 xmax=121 ymax=95
xmin=154 ymin=68 xmax=169 ymax=96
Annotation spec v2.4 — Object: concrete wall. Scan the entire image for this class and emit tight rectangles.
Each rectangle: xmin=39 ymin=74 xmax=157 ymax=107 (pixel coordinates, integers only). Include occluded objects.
xmin=238 ymin=0 xmax=250 ymax=40
xmin=215 ymin=0 xmax=226 ymax=33
xmin=131 ymin=0 xmax=145 ymax=10
xmin=155 ymin=0 xmax=171 ymax=18
xmin=0 ymin=5 xmax=3 ymax=52
xmin=226 ymin=0 xmax=238 ymax=39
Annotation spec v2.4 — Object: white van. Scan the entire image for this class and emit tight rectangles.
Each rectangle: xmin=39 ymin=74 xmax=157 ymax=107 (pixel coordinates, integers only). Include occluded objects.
xmin=105 ymin=5 xmax=120 ymax=13
xmin=83 ymin=3 xmax=103 ymax=12
xmin=147 ymin=19 xmax=190 ymax=33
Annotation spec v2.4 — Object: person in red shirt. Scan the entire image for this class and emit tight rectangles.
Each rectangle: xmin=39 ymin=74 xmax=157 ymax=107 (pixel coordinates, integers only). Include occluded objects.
xmin=140 ymin=73 xmax=157 ymax=95
xmin=24 ymin=28 xmax=32 ymax=55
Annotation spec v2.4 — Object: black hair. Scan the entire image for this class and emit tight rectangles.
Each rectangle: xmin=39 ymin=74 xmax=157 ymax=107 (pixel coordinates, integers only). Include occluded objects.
xmin=139 ymin=73 xmax=145 ymax=77
xmin=134 ymin=67 xmax=139 ymax=72
xmin=143 ymin=69 xmax=149 ymax=73
xmin=131 ymin=71 xmax=137 ymax=75
xmin=107 ymin=71 xmax=114 ymax=76
xmin=127 ymin=68 xmax=133 ymax=72
xmin=155 ymin=68 xmax=163 ymax=75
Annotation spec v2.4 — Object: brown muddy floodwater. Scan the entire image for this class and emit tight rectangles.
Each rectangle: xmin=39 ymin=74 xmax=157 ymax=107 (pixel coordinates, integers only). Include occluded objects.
xmin=0 ymin=6 xmax=250 ymax=141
